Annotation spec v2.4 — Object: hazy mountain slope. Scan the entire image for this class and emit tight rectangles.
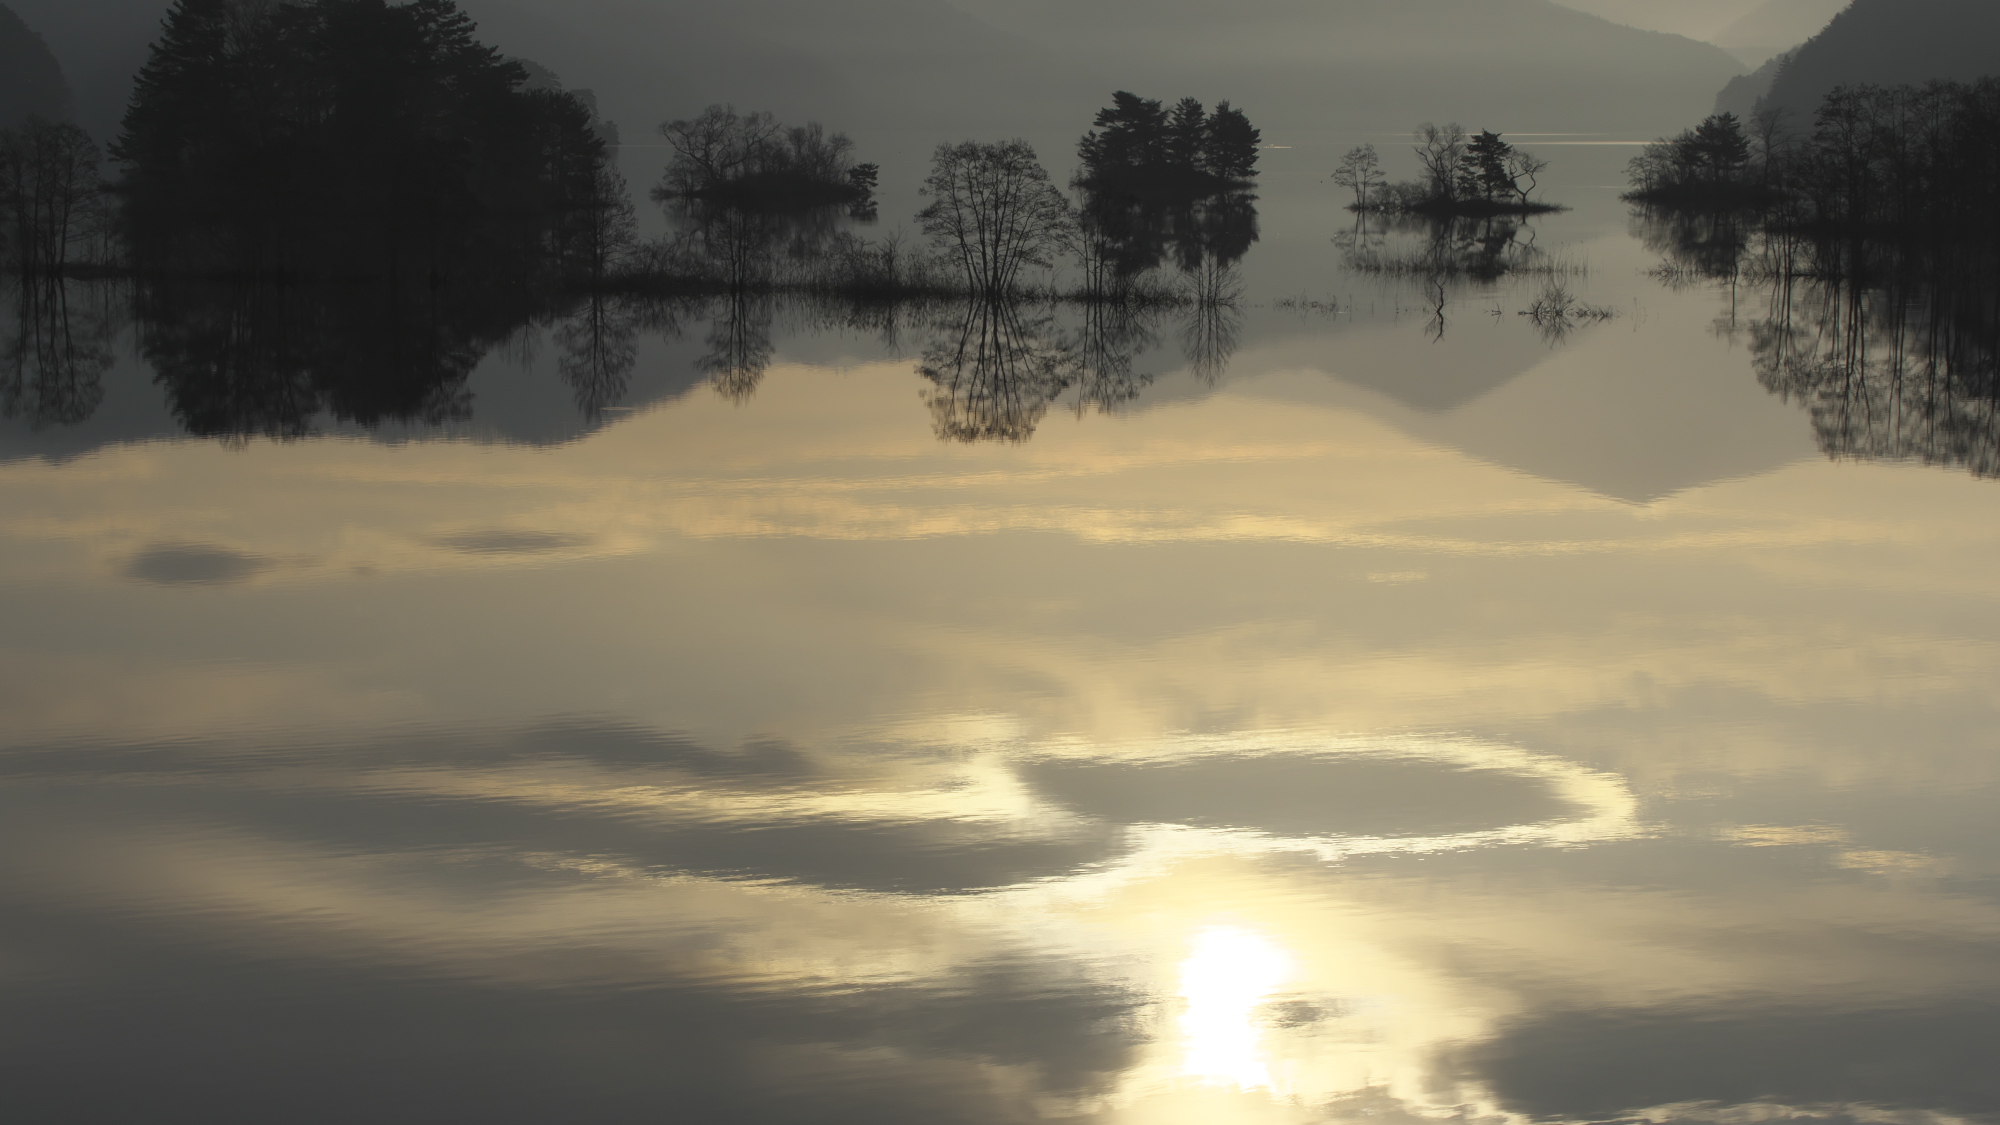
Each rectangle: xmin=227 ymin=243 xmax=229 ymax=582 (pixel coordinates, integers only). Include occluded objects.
xmin=1543 ymin=1 xmax=1762 ymax=40
xmin=944 ymin=0 xmax=1744 ymax=133
xmin=1763 ymin=0 xmax=2000 ymax=116
xmin=0 ymin=1 xmax=70 ymax=127
xmin=2 ymin=0 xmax=162 ymax=139
xmin=1714 ymin=0 xmax=1848 ymax=58
xmin=460 ymin=0 xmax=1023 ymax=139
xmin=6 ymin=0 xmax=1743 ymax=152
xmin=1717 ymin=49 xmax=1798 ymax=117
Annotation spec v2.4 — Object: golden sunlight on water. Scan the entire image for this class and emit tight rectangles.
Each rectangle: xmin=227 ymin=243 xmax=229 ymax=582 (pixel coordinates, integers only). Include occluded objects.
xmin=7 ymin=200 xmax=2000 ymax=1122
xmin=1177 ymin=927 xmax=1296 ymax=1091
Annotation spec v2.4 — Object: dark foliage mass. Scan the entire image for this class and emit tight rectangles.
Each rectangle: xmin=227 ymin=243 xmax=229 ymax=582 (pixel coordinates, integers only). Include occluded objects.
xmin=1638 ymin=192 xmax=2000 ymax=481
xmin=1630 ymin=81 xmax=2000 ymax=239
xmin=112 ymin=0 xmax=626 ymax=283
xmin=1076 ymin=92 xmax=1259 ymax=197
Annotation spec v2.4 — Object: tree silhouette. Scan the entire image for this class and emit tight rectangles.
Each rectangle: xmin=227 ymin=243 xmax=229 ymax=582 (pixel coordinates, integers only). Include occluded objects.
xmin=0 ymin=119 xmax=106 ymax=275
xmin=1077 ymin=92 xmax=1260 ymax=194
xmin=1333 ymin=145 xmax=1384 ymax=210
xmin=113 ymin=0 xmax=627 ymax=282
xmin=919 ymin=140 xmax=1073 ymax=297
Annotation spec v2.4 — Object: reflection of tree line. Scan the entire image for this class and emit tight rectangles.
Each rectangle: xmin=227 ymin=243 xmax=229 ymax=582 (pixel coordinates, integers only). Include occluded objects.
xmin=1 ymin=276 xmax=114 ymax=430
xmin=2 ymin=0 xmax=1260 ymax=446
xmin=1640 ymin=211 xmax=2000 ymax=477
xmin=1337 ymin=211 xmax=1551 ymax=283
xmin=548 ymin=281 xmax=1240 ymax=444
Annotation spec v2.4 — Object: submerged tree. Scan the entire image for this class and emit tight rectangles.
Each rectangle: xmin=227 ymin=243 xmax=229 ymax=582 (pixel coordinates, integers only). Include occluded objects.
xmin=918 ymin=140 xmax=1074 ymax=296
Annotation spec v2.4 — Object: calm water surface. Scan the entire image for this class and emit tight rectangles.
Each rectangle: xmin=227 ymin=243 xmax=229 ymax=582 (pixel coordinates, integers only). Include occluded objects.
xmin=4 ymin=142 xmax=1998 ymax=1123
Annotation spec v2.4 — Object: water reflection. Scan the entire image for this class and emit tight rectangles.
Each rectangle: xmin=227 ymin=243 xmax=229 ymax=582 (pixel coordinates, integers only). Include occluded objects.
xmin=1 ymin=275 xmax=113 ymax=428
xmin=1641 ymin=209 xmax=2000 ymax=477
xmin=133 ymin=278 xmax=546 ymax=437
xmin=921 ymin=298 xmax=1076 ymax=442
xmin=1337 ymin=212 xmax=1553 ymax=284
xmin=555 ymin=292 xmax=641 ymax=421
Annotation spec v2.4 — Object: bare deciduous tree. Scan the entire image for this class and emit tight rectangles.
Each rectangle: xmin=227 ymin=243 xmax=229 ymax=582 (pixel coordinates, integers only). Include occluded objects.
xmin=1412 ymin=122 xmax=1467 ymax=204
xmin=0 ymin=119 xmax=106 ymax=276
xmin=1332 ymin=144 xmax=1385 ymax=209
xmin=918 ymin=140 xmax=1074 ymax=296
xmin=1505 ymin=149 xmax=1550 ymax=208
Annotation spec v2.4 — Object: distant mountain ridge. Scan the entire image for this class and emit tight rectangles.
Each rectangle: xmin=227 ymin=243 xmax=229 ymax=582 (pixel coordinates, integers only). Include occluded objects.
xmin=1712 ymin=0 xmax=1847 ymax=62
xmin=0 ymin=1 xmax=69 ymax=127
xmin=1761 ymin=0 xmax=2000 ymax=117
xmin=11 ymin=0 xmax=1743 ymax=148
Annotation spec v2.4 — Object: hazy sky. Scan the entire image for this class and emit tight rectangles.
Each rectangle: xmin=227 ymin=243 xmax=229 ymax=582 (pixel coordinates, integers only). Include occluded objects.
xmin=7 ymin=0 xmax=1766 ymax=142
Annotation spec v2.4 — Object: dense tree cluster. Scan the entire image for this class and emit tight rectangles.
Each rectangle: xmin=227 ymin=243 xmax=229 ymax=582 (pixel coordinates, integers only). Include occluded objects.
xmin=1076 ymin=92 xmax=1260 ymax=194
xmin=1629 ymin=79 xmax=2000 ymax=238
xmin=656 ymin=105 xmax=876 ymax=212
xmin=1625 ymin=113 xmax=1759 ymax=204
xmin=113 ymin=0 xmax=626 ymax=281
xmin=1346 ymin=124 xmax=1552 ymax=216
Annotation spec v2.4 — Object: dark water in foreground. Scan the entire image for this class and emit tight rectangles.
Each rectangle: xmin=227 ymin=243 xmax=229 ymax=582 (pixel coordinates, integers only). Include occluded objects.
xmin=4 ymin=143 xmax=2000 ymax=1124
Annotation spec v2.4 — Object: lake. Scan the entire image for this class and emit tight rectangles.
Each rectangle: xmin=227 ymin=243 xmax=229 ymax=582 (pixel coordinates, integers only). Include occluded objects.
xmin=4 ymin=135 xmax=1998 ymax=1123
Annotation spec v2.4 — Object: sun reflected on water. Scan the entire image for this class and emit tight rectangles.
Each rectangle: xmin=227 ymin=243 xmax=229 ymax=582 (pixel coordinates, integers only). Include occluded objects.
xmin=1179 ymin=926 xmax=1296 ymax=1092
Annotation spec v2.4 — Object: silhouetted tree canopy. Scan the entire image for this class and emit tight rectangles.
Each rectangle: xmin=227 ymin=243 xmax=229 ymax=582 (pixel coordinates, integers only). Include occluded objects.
xmin=1359 ymin=123 xmax=1555 ymax=216
xmin=1630 ymin=80 xmax=2000 ymax=241
xmin=919 ymin=140 xmax=1072 ymax=297
xmin=113 ymin=0 xmax=625 ymax=282
xmin=655 ymin=105 xmax=874 ymax=214
xmin=1077 ymin=92 xmax=1260 ymax=196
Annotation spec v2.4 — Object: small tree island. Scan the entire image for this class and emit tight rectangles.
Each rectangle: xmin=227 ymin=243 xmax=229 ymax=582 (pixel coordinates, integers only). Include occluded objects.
xmin=1075 ymin=92 xmax=1261 ymax=199
xmin=1340 ymin=124 xmax=1557 ymax=216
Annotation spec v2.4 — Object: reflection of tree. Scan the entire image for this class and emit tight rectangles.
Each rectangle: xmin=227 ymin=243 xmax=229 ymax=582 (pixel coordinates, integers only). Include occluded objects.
xmin=920 ymin=299 xmax=1075 ymax=442
xmin=1179 ymin=275 xmax=1242 ymax=385
xmin=1338 ymin=212 xmax=1547 ymax=281
xmin=557 ymin=293 xmax=640 ymax=421
xmin=1750 ymin=244 xmax=2000 ymax=477
xmin=1069 ymin=298 xmax=1156 ymax=414
xmin=136 ymin=279 xmax=526 ymax=440
xmin=665 ymin=199 xmax=849 ymax=289
xmin=697 ymin=289 xmax=775 ymax=403
xmin=1645 ymin=209 xmax=2000 ymax=478
xmin=1 ymin=277 xmax=113 ymax=428
xmin=1076 ymin=185 xmax=1259 ymax=288
xmin=1631 ymin=206 xmax=1763 ymax=288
